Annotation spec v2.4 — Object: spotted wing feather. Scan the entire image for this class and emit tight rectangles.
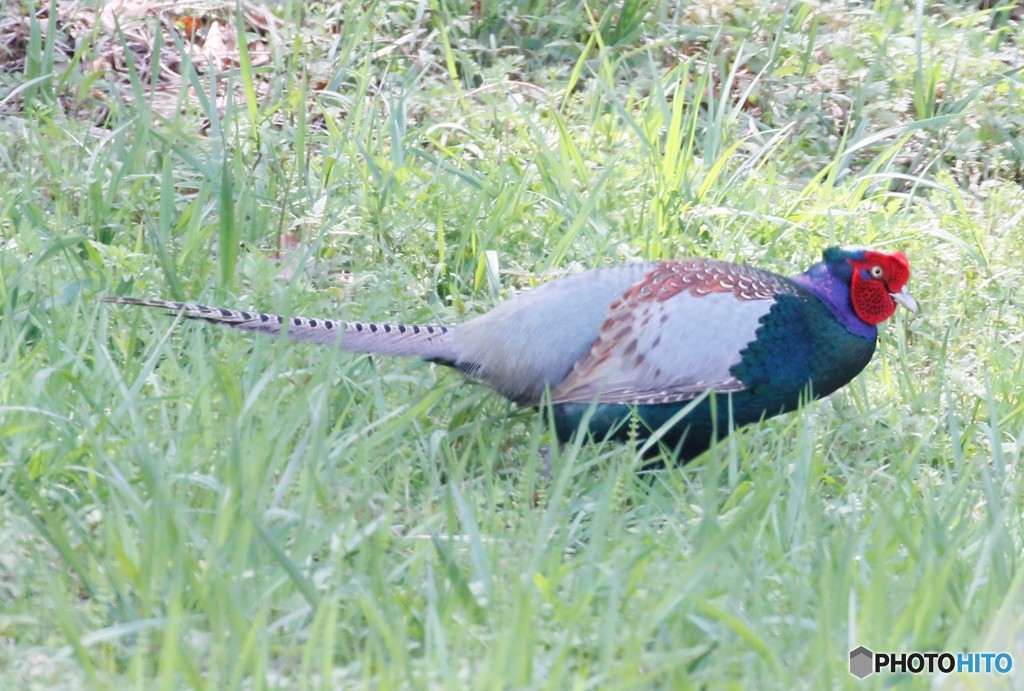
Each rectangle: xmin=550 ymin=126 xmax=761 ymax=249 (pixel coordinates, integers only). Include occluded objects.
xmin=550 ymin=260 xmax=801 ymax=405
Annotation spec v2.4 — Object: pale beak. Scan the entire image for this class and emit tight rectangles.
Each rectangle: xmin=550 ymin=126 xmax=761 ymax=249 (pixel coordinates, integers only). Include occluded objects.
xmin=890 ymin=286 xmax=918 ymax=314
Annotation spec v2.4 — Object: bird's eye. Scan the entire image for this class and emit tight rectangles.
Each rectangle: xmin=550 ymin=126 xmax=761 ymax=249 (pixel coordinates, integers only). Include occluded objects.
xmin=869 ymin=265 xmax=884 ymax=278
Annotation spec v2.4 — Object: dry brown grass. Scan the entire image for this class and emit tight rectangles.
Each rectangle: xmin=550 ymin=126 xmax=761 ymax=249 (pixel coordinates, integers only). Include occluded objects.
xmin=2 ymin=0 xmax=281 ymax=122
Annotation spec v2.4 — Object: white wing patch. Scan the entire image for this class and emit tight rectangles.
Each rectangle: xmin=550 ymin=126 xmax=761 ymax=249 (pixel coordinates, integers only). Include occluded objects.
xmin=551 ymin=288 xmax=776 ymax=405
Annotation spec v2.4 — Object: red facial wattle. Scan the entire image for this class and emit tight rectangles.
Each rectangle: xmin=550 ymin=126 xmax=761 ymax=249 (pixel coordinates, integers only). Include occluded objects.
xmin=847 ymin=251 xmax=914 ymax=325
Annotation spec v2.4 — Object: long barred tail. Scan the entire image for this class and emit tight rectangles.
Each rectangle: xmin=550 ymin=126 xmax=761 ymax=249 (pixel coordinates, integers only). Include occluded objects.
xmin=99 ymin=297 xmax=460 ymax=362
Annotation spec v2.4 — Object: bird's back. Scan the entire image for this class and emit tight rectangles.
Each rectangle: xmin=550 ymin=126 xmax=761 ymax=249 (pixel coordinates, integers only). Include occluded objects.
xmin=451 ymin=259 xmax=877 ymax=410
xmin=451 ymin=263 xmax=659 ymax=405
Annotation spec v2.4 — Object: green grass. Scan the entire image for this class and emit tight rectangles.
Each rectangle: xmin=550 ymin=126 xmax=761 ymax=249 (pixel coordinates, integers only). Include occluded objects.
xmin=2 ymin=0 xmax=1023 ymax=687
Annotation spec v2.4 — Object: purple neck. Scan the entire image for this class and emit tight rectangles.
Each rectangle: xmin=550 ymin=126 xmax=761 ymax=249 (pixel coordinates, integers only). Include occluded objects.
xmin=791 ymin=263 xmax=877 ymax=339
